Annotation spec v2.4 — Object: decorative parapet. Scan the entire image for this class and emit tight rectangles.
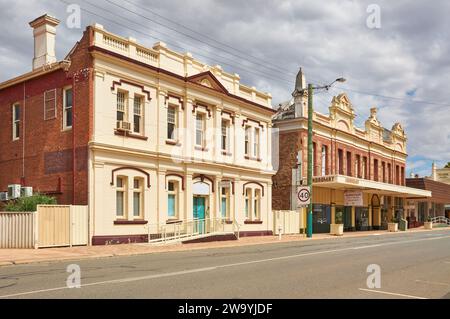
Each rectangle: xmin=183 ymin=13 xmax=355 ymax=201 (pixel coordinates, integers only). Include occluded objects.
xmin=90 ymin=24 xmax=272 ymax=108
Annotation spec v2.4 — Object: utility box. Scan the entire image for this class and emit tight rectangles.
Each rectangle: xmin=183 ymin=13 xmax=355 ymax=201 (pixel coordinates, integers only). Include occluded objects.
xmin=0 ymin=192 xmax=8 ymax=201
xmin=21 ymin=187 xmax=33 ymax=197
xmin=8 ymin=184 xmax=21 ymax=199
xmin=399 ymin=219 xmax=408 ymax=231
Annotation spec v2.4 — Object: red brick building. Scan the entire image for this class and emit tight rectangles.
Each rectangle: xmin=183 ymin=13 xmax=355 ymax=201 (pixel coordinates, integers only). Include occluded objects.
xmin=0 ymin=15 xmax=94 ymax=205
xmin=272 ymin=69 xmax=430 ymax=233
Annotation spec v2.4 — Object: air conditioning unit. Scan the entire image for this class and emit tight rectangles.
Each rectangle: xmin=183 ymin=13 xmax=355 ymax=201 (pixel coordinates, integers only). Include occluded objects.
xmin=116 ymin=120 xmax=131 ymax=131
xmin=21 ymin=187 xmax=33 ymax=197
xmin=0 ymin=192 xmax=8 ymax=201
xmin=8 ymin=184 xmax=21 ymax=199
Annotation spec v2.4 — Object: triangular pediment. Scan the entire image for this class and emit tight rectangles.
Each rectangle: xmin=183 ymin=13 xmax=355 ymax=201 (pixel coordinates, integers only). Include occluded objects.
xmin=187 ymin=71 xmax=229 ymax=94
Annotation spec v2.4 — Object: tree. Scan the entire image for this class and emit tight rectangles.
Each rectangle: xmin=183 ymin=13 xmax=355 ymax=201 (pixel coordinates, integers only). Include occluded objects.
xmin=445 ymin=162 xmax=450 ymax=169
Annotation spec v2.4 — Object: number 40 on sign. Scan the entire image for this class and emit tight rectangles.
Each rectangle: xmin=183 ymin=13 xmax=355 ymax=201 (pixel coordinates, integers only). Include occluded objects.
xmin=296 ymin=186 xmax=311 ymax=207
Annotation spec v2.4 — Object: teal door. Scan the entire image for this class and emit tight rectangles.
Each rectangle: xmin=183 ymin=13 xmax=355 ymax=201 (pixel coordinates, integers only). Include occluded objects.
xmin=193 ymin=197 xmax=206 ymax=234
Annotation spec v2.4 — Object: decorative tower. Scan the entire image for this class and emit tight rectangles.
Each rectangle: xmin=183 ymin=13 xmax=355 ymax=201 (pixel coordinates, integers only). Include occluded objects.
xmin=292 ymin=67 xmax=308 ymax=118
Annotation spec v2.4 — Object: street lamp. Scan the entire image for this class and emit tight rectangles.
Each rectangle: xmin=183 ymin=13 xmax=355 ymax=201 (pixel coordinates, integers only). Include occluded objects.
xmin=306 ymin=77 xmax=346 ymax=238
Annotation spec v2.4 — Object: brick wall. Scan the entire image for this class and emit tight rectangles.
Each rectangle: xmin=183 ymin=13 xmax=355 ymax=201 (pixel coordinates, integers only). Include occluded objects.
xmin=272 ymin=128 xmax=407 ymax=209
xmin=0 ymin=27 xmax=93 ymax=205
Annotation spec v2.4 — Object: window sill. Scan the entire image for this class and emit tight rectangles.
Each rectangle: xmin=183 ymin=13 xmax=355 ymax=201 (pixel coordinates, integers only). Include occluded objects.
xmin=195 ymin=146 xmax=209 ymax=152
xmin=166 ymin=219 xmax=182 ymax=224
xmin=224 ymin=220 xmax=233 ymax=224
xmin=244 ymin=220 xmax=263 ymax=224
xmin=62 ymin=127 xmax=73 ymax=132
xmin=114 ymin=129 xmax=148 ymax=140
xmin=114 ymin=219 xmax=148 ymax=225
xmin=166 ymin=139 xmax=181 ymax=146
xmin=221 ymin=151 xmax=232 ymax=156
xmin=244 ymin=156 xmax=262 ymax=162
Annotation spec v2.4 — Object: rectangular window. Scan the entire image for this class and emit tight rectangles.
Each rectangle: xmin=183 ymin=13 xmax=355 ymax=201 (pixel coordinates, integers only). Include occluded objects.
xmin=221 ymin=120 xmax=229 ymax=151
xmin=244 ymin=126 xmax=251 ymax=155
xmin=374 ymin=159 xmax=379 ymax=181
xmin=195 ymin=113 xmax=204 ymax=146
xmin=244 ymin=188 xmax=251 ymax=218
xmin=362 ymin=157 xmax=368 ymax=179
xmin=346 ymin=151 xmax=352 ymax=176
xmin=254 ymin=189 xmax=261 ymax=220
xmin=382 ymin=162 xmax=386 ymax=183
xmin=388 ymin=163 xmax=392 ymax=183
xmin=116 ymin=91 xmax=128 ymax=122
xmin=401 ymin=167 xmax=405 ymax=186
xmin=321 ymin=145 xmax=327 ymax=176
xmin=12 ymin=104 xmax=20 ymax=140
xmin=44 ymin=89 xmax=56 ymax=120
xmin=133 ymin=96 xmax=143 ymax=134
xmin=338 ymin=149 xmax=344 ymax=175
xmin=133 ymin=178 xmax=142 ymax=218
xmin=221 ymin=187 xmax=229 ymax=218
xmin=63 ymin=88 xmax=73 ymax=129
xmin=253 ymin=128 xmax=260 ymax=158
xmin=355 ymin=155 xmax=361 ymax=178
xmin=116 ymin=176 xmax=127 ymax=218
xmin=167 ymin=105 xmax=176 ymax=140
xmin=168 ymin=181 xmax=177 ymax=218
xmin=396 ymin=165 xmax=400 ymax=185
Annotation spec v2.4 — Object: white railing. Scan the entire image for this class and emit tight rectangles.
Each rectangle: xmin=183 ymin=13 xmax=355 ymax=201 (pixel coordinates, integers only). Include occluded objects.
xmin=94 ymin=27 xmax=159 ymax=67
xmin=431 ymin=216 xmax=450 ymax=226
xmin=146 ymin=218 xmax=240 ymax=244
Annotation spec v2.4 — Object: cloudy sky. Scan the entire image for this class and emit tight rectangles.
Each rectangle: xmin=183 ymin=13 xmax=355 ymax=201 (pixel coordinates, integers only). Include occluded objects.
xmin=1 ymin=0 xmax=449 ymax=176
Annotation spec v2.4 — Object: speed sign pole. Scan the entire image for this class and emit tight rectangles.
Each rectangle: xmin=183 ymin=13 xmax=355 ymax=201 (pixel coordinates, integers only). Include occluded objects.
xmin=307 ymin=84 xmax=313 ymax=238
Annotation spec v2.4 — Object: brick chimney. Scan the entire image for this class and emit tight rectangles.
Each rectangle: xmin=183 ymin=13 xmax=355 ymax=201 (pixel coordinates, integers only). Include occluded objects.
xmin=29 ymin=14 xmax=60 ymax=70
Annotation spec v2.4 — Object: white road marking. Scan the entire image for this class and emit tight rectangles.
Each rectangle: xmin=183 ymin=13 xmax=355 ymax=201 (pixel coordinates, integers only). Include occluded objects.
xmin=358 ymin=288 xmax=427 ymax=299
xmin=2 ymin=234 xmax=450 ymax=298
xmin=415 ymin=279 xmax=450 ymax=286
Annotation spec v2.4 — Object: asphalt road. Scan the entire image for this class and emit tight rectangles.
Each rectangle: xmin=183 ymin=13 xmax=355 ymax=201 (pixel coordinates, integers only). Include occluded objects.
xmin=1 ymin=229 xmax=450 ymax=299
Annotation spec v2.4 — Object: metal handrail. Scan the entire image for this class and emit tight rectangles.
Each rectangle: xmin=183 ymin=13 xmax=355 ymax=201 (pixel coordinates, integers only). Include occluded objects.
xmin=430 ymin=216 xmax=450 ymax=225
xmin=146 ymin=217 xmax=239 ymax=244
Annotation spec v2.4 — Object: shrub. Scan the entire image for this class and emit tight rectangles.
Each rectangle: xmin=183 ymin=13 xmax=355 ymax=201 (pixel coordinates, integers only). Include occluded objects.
xmin=4 ymin=194 xmax=57 ymax=212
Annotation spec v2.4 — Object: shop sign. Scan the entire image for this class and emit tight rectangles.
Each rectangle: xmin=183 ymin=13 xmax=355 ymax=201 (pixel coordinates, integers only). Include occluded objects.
xmin=344 ymin=190 xmax=363 ymax=206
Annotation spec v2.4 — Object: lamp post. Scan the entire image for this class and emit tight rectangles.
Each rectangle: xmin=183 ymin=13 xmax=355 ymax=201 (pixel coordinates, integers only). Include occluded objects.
xmin=306 ymin=77 xmax=346 ymax=238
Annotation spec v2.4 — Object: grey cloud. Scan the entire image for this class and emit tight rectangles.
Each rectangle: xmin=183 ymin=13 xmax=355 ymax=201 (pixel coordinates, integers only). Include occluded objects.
xmin=0 ymin=0 xmax=449 ymax=174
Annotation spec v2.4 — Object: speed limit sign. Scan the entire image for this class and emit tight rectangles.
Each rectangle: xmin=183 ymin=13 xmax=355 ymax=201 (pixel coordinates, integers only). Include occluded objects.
xmin=296 ymin=186 xmax=311 ymax=207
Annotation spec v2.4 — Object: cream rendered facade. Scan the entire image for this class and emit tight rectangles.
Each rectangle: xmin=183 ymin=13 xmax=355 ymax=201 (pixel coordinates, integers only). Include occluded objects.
xmin=88 ymin=24 xmax=275 ymax=244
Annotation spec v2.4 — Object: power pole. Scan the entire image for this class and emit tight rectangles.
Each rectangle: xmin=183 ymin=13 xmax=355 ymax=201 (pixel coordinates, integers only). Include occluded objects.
xmin=307 ymin=83 xmax=314 ymax=238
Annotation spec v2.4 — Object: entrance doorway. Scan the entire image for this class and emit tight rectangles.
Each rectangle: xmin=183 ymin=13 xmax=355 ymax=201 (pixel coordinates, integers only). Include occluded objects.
xmin=193 ymin=196 xmax=206 ymax=234
xmin=355 ymin=207 xmax=369 ymax=231
xmin=312 ymin=204 xmax=331 ymax=233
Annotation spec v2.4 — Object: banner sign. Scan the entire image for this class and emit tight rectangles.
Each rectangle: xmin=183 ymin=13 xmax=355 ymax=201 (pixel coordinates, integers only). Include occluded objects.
xmin=344 ymin=190 xmax=363 ymax=206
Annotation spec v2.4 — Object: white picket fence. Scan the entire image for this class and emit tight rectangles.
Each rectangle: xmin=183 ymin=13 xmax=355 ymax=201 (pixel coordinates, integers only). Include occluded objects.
xmin=0 ymin=205 xmax=88 ymax=249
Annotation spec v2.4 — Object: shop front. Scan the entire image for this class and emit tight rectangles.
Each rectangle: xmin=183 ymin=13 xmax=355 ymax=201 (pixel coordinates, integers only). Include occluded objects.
xmin=309 ymin=175 xmax=431 ymax=234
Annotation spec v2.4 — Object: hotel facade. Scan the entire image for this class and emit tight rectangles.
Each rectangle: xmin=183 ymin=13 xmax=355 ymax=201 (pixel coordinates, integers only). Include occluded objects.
xmin=0 ymin=15 xmax=276 ymax=244
xmin=272 ymin=70 xmax=430 ymax=233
